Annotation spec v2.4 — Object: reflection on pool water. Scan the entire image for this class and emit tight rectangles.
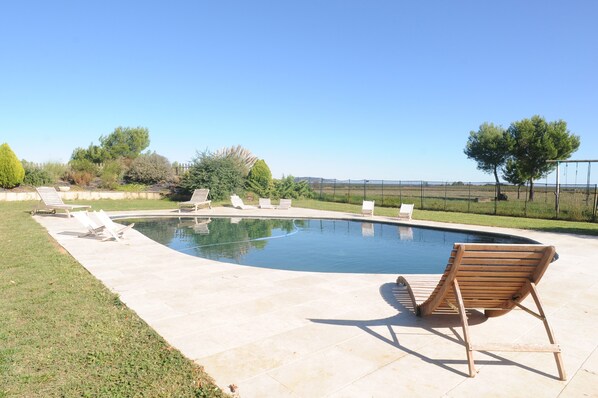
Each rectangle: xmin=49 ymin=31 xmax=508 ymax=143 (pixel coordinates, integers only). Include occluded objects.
xmin=128 ymin=217 xmax=533 ymax=274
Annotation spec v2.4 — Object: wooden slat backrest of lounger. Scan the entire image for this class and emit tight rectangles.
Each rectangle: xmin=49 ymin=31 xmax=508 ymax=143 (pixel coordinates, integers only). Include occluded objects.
xmin=418 ymin=244 xmax=555 ymax=317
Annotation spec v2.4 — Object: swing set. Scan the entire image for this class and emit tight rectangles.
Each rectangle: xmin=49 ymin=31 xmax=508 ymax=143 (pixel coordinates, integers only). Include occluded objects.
xmin=547 ymin=159 xmax=598 ymax=217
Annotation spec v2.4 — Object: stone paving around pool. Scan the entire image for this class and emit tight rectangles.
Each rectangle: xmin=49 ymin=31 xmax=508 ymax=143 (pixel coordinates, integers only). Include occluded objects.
xmin=34 ymin=206 xmax=598 ymax=397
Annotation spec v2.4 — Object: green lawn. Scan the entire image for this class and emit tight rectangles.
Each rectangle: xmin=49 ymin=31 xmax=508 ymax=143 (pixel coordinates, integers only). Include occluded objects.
xmin=0 ymin=200 xmax=228 ymax=398
xmin=2 ymin=196 xmax=596 ymax=397
xmin=292 ymin=199 xmax=598 ymax=236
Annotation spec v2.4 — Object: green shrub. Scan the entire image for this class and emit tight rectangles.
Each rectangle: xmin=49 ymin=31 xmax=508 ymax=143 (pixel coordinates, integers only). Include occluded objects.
xmin=179 ymin=151 xmax=245 ymax=200
xmin=22 ymin=160 xmax=54 ymax=186
xmin=100 ymin=160 xmax=125 ymax=189
xmin=246 ymin=159 xmax=272 ymax=197
xmin=69 ymin=158 xmax=100 ymax=174
xmin=0 ymin=143 xmax=25 ymax=188
xmin=67 ymin=158 xmax=99 ymax=186
xmin=42 ymin=161 xmax=68 ymax=182
xmin=273 ymin=175 xmax=314 ymax=199
xmin=125 ymin=152 xmax=174 ymax=184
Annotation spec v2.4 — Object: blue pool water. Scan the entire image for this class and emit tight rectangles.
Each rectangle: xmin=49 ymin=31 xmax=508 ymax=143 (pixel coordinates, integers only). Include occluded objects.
xmin=129 ymin=217 xmax=533 ymax=274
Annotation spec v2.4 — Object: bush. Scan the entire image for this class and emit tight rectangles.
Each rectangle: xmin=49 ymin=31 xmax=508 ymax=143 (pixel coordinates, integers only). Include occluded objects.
xmin=273 ymin=175 xmax=314 ymax=199
xmin=100 ymin=160 xmax=125 ymax=189
xmin=0 ymin=143 xmax=25 ymax=188
xmin=69 ymin=171 xmax=94 ymax=186
xmin=179 ymin=152 xmax=245 ymax=200
xmin=246 ymin=159 xmax=272 ymax=197
xmin=69 ymin=158 xmax=100 ymax=175
xmin=42 ymin=162 xmax=68 ymax=182
xmin=22 ymin=160 xmax=54 ymax=186
xmin=66 ymin=159 xmax=99 ymax=186
xmin=125 ymin=152 xmax=174 ymax=184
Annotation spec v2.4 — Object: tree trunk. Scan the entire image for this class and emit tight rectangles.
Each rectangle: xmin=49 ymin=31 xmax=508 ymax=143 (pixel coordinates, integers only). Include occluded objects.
xmin=528 ymin=179 xmax=535 ymax=201
xmin=493 ymin=168 xmax=501 ymax=197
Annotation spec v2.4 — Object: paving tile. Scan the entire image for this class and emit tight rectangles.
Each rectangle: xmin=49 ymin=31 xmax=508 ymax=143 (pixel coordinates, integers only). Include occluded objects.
xmin=33 ymin=208 xmax=598 ymax=397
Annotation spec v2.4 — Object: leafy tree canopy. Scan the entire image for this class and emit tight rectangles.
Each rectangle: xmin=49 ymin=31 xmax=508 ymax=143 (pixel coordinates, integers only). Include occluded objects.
xmin=464 ymin=122 xmax=510 ymax=196
xmin=99 ymin=126 xmax=150 ymax=160
xmin=506 ymin=115 xmax=580 ymax=200
xmin=71 ymin=126 xmax=150 ymax=164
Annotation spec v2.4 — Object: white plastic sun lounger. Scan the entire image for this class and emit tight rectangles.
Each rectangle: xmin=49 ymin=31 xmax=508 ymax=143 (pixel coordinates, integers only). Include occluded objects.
xmin=398 ymin=203 xmax=414 ymax=221
xmin=72 ymin=211 xmax=106 ymax=239
xmin=91 ymin=210 xmax=135 ymax=241
xmin=277 ymin=198 xmax=292 ymax=210
xmin=259 ymin=198 xmax=275 ymax=209
xmin=362 ymin=200 xmax=375 ymax=216
xmin=231 ymin=195 xmax=256 ymax=210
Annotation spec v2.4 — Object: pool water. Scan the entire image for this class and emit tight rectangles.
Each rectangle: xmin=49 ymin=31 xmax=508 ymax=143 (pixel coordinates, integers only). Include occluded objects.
xmin=129 ymin=217 xmax=533 ymax=274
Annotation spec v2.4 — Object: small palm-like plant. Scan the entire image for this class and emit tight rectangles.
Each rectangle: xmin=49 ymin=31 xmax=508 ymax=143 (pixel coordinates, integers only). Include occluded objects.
xmin=214 ymin=145 xmax=258 ymax=175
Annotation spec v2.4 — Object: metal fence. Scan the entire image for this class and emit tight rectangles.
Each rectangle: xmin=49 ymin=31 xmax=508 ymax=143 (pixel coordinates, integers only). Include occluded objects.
xmin=303 ymin=178 xmax=598 ymax=222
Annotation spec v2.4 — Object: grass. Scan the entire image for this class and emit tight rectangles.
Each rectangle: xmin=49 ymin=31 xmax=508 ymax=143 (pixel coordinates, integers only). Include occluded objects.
xmin=2 ymin=196 xmax=596 ymax=396
xmin=0 ymin=200 xmax=228 ymax=398
xmin=292 ymin=199 xmax=598 ymax=236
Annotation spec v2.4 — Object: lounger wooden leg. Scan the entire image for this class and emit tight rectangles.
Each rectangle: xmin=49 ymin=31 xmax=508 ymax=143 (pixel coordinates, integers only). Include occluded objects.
xmin=453 ymin=279 xmax=476 ymax=377
xmin=527 ymin=281 xmax=567 ymax=381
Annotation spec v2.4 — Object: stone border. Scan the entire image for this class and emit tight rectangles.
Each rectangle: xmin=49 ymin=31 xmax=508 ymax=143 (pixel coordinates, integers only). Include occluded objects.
xmin=0 ymin=191 xmax=164 ymax=201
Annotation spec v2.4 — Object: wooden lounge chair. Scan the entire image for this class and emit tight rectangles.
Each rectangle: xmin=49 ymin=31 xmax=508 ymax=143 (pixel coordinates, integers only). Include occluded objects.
xmin=396 ymin=243 xmax=565 ymax=380
xmin=398 ymin=203 xmax=414 ymax=220
xmin=230 ymin=195 xmax=256 ymax=210
xmin=178 ymin=189 xmax=211 ymax=212
xmin=277 ymin=198 xmax=292 ymax=210
xmin=362 ymin=200 xmax=375 ymax=216
xmin=259 ymin=198 xmax=275 ymax=209
xmin=32 ymin=186 xmax=91 ymax=217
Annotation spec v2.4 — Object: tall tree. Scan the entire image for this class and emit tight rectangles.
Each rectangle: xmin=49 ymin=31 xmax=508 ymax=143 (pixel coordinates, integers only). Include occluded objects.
xmin=99 ymin=126 xmax=150 ymax=160
xmin=502 ymin=158 xmax=527 ymax=199
xmin=506 ymin=115 xmax=580 ymax=201
xmin=464 ymin=123 xmax=510 ymax=197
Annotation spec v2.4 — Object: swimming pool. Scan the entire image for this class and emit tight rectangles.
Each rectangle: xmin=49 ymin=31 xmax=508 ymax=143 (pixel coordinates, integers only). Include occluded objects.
xmin=130 ymin=217 xmax=534 ymax=274
xmin=129 ymin=217 xmax=533 ymax=274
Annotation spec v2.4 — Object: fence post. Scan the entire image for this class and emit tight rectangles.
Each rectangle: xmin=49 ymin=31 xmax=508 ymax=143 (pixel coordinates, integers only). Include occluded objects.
xmin=399 ymin=181 xmax=402 ymax=204
xmin=444 ymin=181 xmax=448 ymax=211
xmin=593 ymin=184 xmax=597 ymax=221
xmin=420 ymin=181 xmax=424 ymax=210
xmin=467 ymin=182 xmax=471 ymax=213
xmin=333 ymin=179 xmax=336 ymax=201
xmin=319 ymin=178 xmax=323 ymax=200
xmin=363 ymin=180 xmax=367 ymax=200
xmin=524 ymin=184 xmax=528 ymax=217
xmin=381 ymin=180 xmax=384 ymax=206
xmin=348 ymin=179 xmax=351 ymax=204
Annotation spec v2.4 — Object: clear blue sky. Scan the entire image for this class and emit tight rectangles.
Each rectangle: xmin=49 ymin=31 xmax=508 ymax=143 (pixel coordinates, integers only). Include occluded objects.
xmin=1 ymin=1 xmax=597 ymax=183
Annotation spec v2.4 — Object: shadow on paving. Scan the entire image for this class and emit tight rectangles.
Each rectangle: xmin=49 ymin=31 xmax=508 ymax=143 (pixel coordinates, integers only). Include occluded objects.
xmin=310 ymin=282 xmax=561 ymax=380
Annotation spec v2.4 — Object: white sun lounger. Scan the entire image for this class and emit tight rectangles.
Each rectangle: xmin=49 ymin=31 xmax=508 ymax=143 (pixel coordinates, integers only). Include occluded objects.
xmin=277 ymin=199 xmax=292 ymax=210
xmin=362 ymin=200 xmax=375 ymax=216
xmin=91 ymin=210 xmax=135 ymax=241
xmin=398 ymin=203 xmax=414 ymax=221
xmin=178 ymin=188 xmax=211 ymax=212
xmin=231 ymin=195 xmax=256 ymax=210
xmin=259 ymin=198 xmax=275 ymax=209
xmin=33 ymin=186 xmax=91 ymax=217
